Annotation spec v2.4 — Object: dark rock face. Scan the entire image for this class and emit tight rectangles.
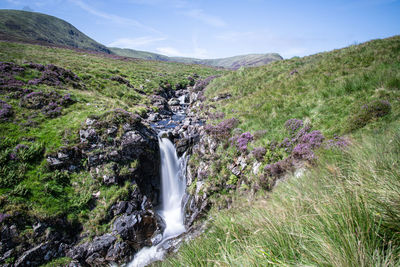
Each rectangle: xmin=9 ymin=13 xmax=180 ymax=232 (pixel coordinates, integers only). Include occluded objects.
xmin=47 ymin=109 xmax=161 ymax=203
xmin=14 ymin=242 xmax=65 ymax=267
xmin=68 ymin=209 xmax=165 ymax=265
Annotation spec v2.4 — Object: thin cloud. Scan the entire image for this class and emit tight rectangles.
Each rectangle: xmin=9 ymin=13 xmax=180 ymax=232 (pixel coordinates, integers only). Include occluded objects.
xmin=108 ymin=36 xmax=166 ymax=48
xmin=156 ymin=47 xmax=185 ymax=57
xmin=156 ymin=46 xmax=208 ymax=58
xmin=184 ymin=9 xmax=227 ymax=27
xmin=69 ymin=0 xmax=162 ymax=34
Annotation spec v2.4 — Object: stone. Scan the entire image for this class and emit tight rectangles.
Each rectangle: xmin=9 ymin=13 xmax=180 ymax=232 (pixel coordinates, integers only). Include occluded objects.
xmin=87 ymin=234 xmax=116 ymax=256
xmin=105 ymin=241 xmax=130 ymax=262
xmin=252 ymin=161 xmax=262 ymax=175
xmin=79 ymin=128 xmax=97 ymax=142
xmin=85 ymin=118 xmax=96 ymax=126
xmin=46 ymin=157 xmax=63 ymax=167
xmin=112 ymin=214 xmax=138 ymax=240
xmin=148 ymin=113 xmax=161 ymax=122
xmin=107 ymin=126 xmax=118 ymax=135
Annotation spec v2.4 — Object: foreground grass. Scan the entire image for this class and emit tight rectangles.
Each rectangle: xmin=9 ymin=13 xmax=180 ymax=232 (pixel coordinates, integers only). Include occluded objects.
xmin=161 ymin=124 xmax=400 ymax=266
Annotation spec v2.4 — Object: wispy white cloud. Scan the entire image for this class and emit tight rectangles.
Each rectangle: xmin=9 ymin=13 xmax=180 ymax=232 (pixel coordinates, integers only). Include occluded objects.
xmin=108 ymin=36 xmax=166 ymax=48
xmin=184 ymin=9 xmax=227 ymax=27
xmin=69 ymin=0 xmax=162 ymax=34
xmin=156 ymin=47 xmax=185 ymax=57
xmin=156 ymin=45 xmax=208 ymax=58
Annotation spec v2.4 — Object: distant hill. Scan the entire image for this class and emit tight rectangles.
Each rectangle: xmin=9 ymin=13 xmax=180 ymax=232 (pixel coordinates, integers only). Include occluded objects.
xmin=0 ymin=9 xmax=281 ymax=68
xmin=0 ymin=9 xmax=111 ymax=54
xmin=109 ymin=47 xmax=170 ymax=61
xmin=110 ymin=47 xmax=282 ymax=69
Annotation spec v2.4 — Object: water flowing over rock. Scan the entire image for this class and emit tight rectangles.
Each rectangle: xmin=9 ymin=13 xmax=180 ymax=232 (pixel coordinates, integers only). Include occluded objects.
xmin=129 ymin=137 xmax=187 ymax=267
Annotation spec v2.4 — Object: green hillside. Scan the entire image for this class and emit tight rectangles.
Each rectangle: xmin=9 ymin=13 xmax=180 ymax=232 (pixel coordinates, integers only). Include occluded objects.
xmin=0 ymin=9 xmax=111 ymax=53
xmin=160 ymin=36 xmax=400 ymax=266
xmin=111 ymin=46 xmax=283 ymax=69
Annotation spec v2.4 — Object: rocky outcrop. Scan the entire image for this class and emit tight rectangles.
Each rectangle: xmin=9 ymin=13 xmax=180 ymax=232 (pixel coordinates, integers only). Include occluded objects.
xmin=67 ymin=205 xmax=165 ymax=265
xmin=47 ymin=109 xmax=161 ymax=203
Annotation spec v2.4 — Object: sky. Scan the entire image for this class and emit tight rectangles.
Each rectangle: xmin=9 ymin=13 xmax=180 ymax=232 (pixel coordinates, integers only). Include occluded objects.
xmin=1 ymin=0 xmax=400 ymax=59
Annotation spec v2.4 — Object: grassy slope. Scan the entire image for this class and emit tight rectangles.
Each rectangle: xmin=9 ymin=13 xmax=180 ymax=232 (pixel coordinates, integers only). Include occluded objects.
xmin=0 ymin=9 xmax=111 ymax=53
xmin=0 ymin=41 xmax=221 ymax=225
xmin=159 ymin=36 xmax=400 ymax=266
xmin=205 ymin=36 xmax=400 ymax=141
xmin=163 ymin=125 xmax=400 ymax=266
xmin=110 ymin=46 xmax=282 ymax=69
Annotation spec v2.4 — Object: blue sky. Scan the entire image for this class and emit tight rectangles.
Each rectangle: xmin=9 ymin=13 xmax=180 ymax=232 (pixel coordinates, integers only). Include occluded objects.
xmin=1 ymin=0 xmax=400 ymax=58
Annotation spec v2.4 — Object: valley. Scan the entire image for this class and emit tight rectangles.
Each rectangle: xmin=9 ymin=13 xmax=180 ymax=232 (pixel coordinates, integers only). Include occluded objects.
xmin=0 ymin=6 xmax=399 ymax=267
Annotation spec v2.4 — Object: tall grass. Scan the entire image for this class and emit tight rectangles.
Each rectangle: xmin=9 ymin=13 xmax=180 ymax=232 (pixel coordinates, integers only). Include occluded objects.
xmin=161 ymin=125 xmax=400 ymax=266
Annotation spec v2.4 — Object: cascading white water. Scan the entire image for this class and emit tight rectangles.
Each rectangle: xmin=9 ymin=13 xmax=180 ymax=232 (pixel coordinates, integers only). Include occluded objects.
xmin=128 ymin=137 xmax=186 ymax=267
xmin=178 ymin=95 xmax=186 ymax=105
xmin=159 ymin=137 xmax=186 ymax=238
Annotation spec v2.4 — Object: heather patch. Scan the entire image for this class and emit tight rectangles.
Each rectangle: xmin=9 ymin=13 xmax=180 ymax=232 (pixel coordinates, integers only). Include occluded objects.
xmin=0 ymin=99 xmax=13 ymax=121
xmin=27 ymin=63 xmax=81 ymax=88
xmin=204 ymin=117 xmax=239 ymax=141
xmin=20 ymin=90 xmax=75 ymax=118
xmin=230 ymin=132 xmax=253 ymax=153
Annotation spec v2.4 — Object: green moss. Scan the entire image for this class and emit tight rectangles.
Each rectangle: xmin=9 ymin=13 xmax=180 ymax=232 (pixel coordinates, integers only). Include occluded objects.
xmin=40 ymin=257 xmax=72 ymax=267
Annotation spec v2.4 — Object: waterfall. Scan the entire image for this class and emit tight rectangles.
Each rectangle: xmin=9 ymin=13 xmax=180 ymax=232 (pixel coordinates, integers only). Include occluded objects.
xmin=128 ymin=137 xmax=187 ymax=267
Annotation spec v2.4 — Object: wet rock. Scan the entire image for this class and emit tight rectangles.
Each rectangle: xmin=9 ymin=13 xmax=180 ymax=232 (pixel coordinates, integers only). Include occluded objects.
xmin=175 ymin=138 xmax=190 ymax=157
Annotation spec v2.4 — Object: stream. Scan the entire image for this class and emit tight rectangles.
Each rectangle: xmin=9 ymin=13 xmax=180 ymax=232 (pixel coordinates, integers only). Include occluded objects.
xmin=128 ymin=96 xmax=191 ymax=267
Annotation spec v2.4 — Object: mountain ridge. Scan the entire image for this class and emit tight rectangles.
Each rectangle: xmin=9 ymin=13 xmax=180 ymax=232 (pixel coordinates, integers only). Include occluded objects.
xmin=110 ymin=46 xmax=283 ymax=69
